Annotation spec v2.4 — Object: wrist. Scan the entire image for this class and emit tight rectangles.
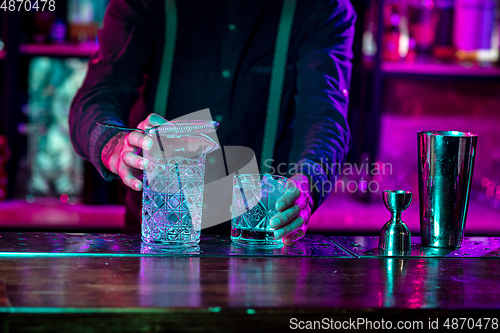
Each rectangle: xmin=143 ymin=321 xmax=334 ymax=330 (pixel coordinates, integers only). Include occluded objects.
xmin=101 ymin=131 xmax=127 ymax=174
xmin=288 ymin=159 xmax=328 ymax=213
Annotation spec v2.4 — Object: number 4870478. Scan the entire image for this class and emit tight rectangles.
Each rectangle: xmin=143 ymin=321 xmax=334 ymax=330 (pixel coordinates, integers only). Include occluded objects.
xmin=1 ymin=0 xmax=56 ymax=11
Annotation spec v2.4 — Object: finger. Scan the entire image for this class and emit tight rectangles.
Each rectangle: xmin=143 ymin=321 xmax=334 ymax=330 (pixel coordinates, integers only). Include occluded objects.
xmin=137 ymin=113 xmax=168 ymax=131
xmin=269 ymin=204 xmax=300 ymax=229
xmin=122 ymin=151 xmax=148 ymax=170
xmin=119 ymin=168 xmax=143 ymax=191
xmin=275 ymin=182 xmax=300 ymax=211
xmin=293 ymin=193 xmax=308 ymax=211
xmin=289 ymin=174 xmax=310 ymax=193
xmin=273 ymin=215 xmax=306 ymax=239
xmin=302 ymin=204 xmax=312 ymax=224
xmin=283 ymin=228 xmax=306 ymax=246
xmin=126 ymin=132 xmax=153 ymax=150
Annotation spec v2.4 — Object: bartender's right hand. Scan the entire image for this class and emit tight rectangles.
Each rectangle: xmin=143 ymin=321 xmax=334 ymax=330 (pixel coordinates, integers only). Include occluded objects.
xmin=101 ymin=113 xmax=168 ymax=191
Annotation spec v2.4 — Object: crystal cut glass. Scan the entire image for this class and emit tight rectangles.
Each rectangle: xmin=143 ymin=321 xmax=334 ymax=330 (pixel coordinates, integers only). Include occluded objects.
xmin=142 ymin=120 xmax=219 ymax=248
xmin=230 ymin=174 xmax=287 ymax=248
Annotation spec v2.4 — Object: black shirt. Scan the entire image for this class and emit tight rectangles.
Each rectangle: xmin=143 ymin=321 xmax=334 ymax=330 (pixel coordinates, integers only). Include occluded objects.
xmin=69 ymin=0 xmax=356 ymax=231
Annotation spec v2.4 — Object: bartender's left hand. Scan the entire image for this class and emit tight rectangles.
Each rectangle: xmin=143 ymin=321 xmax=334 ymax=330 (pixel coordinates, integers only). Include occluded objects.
xmin=270 ymin=174 xmax=314 ymax=246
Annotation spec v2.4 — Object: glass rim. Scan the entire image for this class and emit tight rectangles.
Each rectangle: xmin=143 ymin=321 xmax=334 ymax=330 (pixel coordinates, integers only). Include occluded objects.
xmin=417 ymin=130 xmax=478 ymax=138
xmin=383 ymin=190 xmax=412 ymax=195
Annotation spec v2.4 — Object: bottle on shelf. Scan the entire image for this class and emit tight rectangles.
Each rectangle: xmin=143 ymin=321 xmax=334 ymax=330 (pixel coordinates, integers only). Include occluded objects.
xmin=433 ymin=0 xmax=456 ymax=62
xmin=382 ymin=1 xmax=405 ymax=62
xmin=68 ymin=0 xmax=109 ymax=43
xmin=453 ymin=0 xmax=499 ymax=64
xmin=408 ymin=0 xmax=439 ymax=61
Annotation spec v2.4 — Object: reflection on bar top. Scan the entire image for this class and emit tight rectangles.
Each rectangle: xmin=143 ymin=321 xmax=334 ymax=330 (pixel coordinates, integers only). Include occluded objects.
xmin=1 ymin=233 xmax=499 ymax=259
xmin=0 ymin=232 xmax=351 ymax=258
xmin=333 ymin=236 xmax=500 ymax=259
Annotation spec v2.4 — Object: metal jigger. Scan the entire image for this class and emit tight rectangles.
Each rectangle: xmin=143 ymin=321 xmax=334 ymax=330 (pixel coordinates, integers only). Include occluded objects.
xmin=378 ymin=190 xmax=412 ymax=256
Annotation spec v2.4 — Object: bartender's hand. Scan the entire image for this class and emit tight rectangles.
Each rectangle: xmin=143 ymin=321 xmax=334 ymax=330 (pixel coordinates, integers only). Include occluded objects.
xmin=101 ymin=113 xmax=168 ymax=190
xmin=270 ymin=174 xmax=314 ymax=246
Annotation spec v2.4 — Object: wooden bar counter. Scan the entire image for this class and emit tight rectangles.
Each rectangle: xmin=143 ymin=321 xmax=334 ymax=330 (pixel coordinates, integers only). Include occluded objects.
xmin=0 ymin=232 xmax=500 ymax=332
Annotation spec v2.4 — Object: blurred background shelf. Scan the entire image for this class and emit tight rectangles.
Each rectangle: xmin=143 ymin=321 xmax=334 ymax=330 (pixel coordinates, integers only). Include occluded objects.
xmin=381 ymin=62 xmax=500 ymax=78
xmin=19 ymin=43 xmax=99 ymax=57
xmin=0 ymin=198 xmax=124 ymax=231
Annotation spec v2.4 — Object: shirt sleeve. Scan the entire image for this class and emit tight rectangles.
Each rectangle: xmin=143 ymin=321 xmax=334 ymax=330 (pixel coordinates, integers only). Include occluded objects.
xmin=288 ymin=0 xmax=356 ymax=212
xmin=69 ymin=0 xmax=158 ymax=180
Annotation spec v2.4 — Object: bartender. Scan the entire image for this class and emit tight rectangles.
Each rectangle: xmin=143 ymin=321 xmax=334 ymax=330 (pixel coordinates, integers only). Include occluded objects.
xmin=69 ymin=0 xmax=355 ymax=245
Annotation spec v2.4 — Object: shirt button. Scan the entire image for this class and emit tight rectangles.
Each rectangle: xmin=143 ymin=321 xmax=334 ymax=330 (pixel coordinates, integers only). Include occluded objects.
xmin=222 ymin=70 xmax=231 ymax=78
xmin=214 ymin=114 xmax=224 ymax=122
xmin=342 ymin=89 xmax=349 ymax=98
xmin=228 ymin=23 xmax=236 ymax=31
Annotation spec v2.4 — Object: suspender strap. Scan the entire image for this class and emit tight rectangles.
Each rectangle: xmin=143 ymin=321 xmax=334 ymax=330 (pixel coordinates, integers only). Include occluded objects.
xmin=154 ymin=0 xmax=178 ymax=118
xmin=154 ymin=0 xmax=297 ymax=173
xmin=260 ymin=0 xmax=297 ymax=173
